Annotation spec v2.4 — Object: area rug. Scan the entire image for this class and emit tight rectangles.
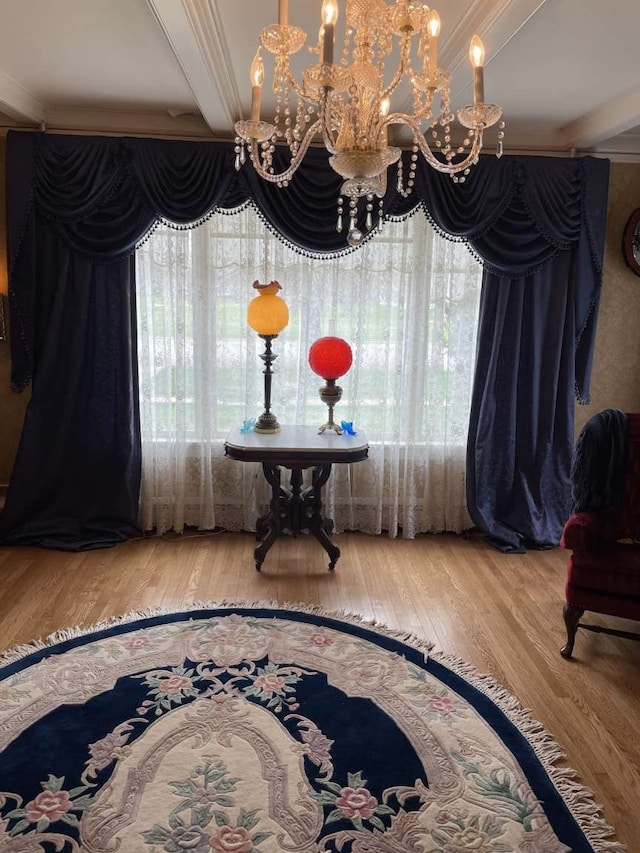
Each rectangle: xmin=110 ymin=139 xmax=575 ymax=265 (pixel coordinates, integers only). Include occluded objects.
xmin=0 ymin=603 xmax=622 ymax=853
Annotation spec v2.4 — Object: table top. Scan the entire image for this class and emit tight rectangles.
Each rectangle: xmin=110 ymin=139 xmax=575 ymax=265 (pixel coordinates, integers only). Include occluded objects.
xmin=225 ymin=424 xmax=369 ymax=465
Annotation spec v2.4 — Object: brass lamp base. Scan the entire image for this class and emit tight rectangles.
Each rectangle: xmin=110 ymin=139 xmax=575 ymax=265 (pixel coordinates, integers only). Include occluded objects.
xmin=254 ymin=412 xmax=281 ymax=434
xmin=318 ymin=380 xmax=343 ymax=434
xmin=254 ymin=334 xmax=282 ymax=434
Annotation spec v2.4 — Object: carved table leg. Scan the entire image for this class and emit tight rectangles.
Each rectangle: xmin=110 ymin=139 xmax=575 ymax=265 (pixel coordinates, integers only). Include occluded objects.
xmin=255 ymin=512 xmax=270 ymax=541
xmin=307 ymin=465 xmax=340 ymax=570
xmin=289 ymin=467 xmax=304 ymax=534
xmin=254 ymin=463 xmax=284 ymax=571
xmin=560 ymin=603 xmax=585 ymax=658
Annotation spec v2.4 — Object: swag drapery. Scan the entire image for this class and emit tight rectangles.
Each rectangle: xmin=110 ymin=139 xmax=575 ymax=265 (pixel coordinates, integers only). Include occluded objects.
xmin=1 ymin=130 xmax=609 ymax=550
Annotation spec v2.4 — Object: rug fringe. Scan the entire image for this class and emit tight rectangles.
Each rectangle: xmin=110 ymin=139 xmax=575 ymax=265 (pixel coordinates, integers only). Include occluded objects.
xmin=428 ymin=648 xmax=626 ymax=853
xmin=0 ymin=600 xmax=625 ymax=852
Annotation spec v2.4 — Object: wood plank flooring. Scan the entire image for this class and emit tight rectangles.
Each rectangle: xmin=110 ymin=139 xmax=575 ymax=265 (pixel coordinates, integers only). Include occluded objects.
xmin=1 ymin=530 xmax=639 ymax=848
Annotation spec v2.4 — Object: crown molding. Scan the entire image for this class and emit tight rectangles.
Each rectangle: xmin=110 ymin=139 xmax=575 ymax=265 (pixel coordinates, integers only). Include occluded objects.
xmin=43 ymin=107 xmax=212 ymax=138
xmin=0 ymin=69 xmax=45 ymax=126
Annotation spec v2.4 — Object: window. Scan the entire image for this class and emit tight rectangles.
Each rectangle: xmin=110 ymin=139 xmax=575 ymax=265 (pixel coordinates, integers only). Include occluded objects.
xmin=136 ymin=205 xmax=482 ymax=536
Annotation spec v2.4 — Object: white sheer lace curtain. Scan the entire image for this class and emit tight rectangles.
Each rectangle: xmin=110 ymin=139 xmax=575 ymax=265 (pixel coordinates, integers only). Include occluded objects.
xmin=136 ymin=206 xmax=482 ymax=537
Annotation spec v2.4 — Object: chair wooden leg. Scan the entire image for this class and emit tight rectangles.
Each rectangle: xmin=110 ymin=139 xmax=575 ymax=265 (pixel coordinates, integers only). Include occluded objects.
xmin=560 ymin=603 xmax=584 ymax=658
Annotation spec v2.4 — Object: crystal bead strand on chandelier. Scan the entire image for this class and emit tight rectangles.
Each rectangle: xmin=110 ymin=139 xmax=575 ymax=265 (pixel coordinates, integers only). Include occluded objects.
xmin=234 ymin=0 xmax=504 ymax=244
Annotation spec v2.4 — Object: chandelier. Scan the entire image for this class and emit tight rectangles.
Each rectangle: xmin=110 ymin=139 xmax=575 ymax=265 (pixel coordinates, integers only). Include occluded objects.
xmin=234 ymin=0 xmax=504 ymax=244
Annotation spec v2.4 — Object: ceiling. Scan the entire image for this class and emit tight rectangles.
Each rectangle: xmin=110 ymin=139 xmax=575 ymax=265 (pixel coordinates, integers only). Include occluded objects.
xmin=0 ymin=0 xmax=639 ymax=161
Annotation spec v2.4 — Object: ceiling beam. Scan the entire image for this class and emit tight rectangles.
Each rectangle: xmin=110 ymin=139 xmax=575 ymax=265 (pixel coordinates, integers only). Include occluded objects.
xmin=145 ymin=0 xmax=240 ymax=133
xmin=0 ymin=69 xmax=45 ymax=126
xmin=561 ymin=87 xmax=640 ymax=150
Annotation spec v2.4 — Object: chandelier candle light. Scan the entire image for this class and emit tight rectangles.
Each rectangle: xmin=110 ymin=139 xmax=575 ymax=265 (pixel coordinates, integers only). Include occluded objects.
xmin=234 ymin=1 xmax=504 ymax=246
xmin=309 ymin=336 xmax=353 ymax=434
xmin=247 ymin=280 xmax=290 ymax=433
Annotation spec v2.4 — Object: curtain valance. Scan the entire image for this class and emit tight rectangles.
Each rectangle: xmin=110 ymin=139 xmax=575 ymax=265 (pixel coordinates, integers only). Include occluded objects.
xmin=13 ymin=133 xmax=607 ymax=266
xmin=7 ymin=131 xmax=608 ymax=397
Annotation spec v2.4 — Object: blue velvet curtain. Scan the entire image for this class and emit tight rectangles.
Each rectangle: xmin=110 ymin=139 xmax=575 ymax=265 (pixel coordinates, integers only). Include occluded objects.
xmin=402 ymin=155 xmax=610 ymax=551
xmin=467 ymin=258 xmax=579 ymax=551
xmin=1 ymin=131 xmax=609 ymax=550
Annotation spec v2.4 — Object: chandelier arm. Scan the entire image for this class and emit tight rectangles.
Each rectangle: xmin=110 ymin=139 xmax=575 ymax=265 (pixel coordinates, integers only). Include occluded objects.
xmin=377 ymin=167 xmax=388 ymax=199
xmin=320 ymin=88 xmax=340 ymax=156
xmin=366 ymin=34 xmax=414 ymax=144
xmin=410 ymin=82 xmax=438 ymax=123
xmin=374 ymin=119 xmax=389 ymax=149
xmin=418 ymin=132 xmax=483 ymax=175
xmin=368 ymin=109 xmax=386 ymax=149
xmin=378 ymin=34 xmax=412 ymax=115
xmin=247 ymin=119 xmax=324 ymax=184
xmin=415 ymin=97 xmax=435 ymax=122
xmin=279 ymin=63 xmax=322 ymax=109
xmin=392 ymin=116 xmax=484 ymax=174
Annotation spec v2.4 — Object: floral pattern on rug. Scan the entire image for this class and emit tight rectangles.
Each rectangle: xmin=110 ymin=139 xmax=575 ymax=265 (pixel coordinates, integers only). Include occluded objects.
xmin=0 ymin=609 xmax=592 ymax=852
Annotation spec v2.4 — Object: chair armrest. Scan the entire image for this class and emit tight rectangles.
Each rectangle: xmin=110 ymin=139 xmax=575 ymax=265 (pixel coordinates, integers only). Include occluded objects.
xmin=560 ymin=512 xmax=612 ymax=551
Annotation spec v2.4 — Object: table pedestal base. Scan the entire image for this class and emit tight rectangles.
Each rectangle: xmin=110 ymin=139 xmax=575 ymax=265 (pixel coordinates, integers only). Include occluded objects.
xmin=255 ymin=463 xmax=340 ymax=571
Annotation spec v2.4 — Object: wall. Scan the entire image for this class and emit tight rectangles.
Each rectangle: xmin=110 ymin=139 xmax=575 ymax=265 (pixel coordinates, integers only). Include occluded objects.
xmin=0 ymin=151 xmax=639 ymax=489
xmin=574 ymin=161 xmax=640 ymax=434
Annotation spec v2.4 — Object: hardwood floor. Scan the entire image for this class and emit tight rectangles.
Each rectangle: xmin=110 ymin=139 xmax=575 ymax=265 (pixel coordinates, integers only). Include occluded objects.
xmin=1 ymin=530 xmax=639 ymax=848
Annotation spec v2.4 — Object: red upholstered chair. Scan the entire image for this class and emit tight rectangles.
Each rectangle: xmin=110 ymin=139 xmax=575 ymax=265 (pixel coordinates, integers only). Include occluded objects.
xmin=560 ymin=411 xmax=640 ymax=658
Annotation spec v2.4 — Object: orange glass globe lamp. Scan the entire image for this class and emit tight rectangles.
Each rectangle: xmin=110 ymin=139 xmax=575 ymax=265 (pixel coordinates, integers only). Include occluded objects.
xmin=247 ymin=280 xmax=289 ymax=336
xmin=247 ymin=280 xmax=289 ymax=433
xmin=308 ymin=336 xmax=353 ymax=434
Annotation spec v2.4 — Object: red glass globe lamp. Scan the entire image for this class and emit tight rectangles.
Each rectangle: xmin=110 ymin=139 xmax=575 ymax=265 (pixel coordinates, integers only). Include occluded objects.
xmin=308 ymin=336 xmax=353 ymax=434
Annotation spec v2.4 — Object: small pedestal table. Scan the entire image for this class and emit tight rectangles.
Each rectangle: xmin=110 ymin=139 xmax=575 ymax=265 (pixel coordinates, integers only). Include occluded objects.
xmin=224 ymin=425 xmax=368 ymax=571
